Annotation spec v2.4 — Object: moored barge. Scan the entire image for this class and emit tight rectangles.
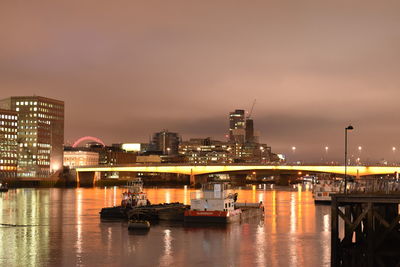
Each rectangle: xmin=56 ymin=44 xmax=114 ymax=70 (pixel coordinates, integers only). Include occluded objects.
xmin=184 ymin=182 xmax=263 ymax=223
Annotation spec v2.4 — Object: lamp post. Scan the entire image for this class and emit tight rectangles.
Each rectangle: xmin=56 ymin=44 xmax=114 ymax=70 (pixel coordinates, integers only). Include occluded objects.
xmin=344 ymin=125 xmax=354 ymax=194
xmin=392 ymin=146 xmax=396 ymax=165
xmin=292 ymin=146 xmax=296 ymax=164
xmin=324 ymin=146 xmax=329 ymax=164
xmin=358 ymin=146 xmax=362 ymax=165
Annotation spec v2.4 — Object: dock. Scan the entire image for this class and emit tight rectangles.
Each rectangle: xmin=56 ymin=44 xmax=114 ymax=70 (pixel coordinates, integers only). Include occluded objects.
xmin=331 ymin=194 xmax=400 ymax=267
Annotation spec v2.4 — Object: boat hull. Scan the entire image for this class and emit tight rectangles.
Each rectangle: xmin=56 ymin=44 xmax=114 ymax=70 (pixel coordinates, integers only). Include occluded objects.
xmin=100 ymin=203 xmax=188 ymax=220
xmin=100 ymin=206 xmax=130 ymax=220
xmin=128 ymin=220 xmax=150 ymax=230
xmin=184 ymin=210 xmax=241 ymax=223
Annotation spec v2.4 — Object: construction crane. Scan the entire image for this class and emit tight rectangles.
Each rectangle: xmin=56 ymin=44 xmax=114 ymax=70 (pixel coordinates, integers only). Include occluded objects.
xmin=247 ymin=99 xmax=256 ymax=119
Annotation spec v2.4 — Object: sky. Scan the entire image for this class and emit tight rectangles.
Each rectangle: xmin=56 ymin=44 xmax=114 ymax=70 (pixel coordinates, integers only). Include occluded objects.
xmin=1 ymin=0 xmax=400 ymax=163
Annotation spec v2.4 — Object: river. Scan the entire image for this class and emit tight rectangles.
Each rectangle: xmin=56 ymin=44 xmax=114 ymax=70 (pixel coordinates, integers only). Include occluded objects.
xmin=0 ymin=186 xmax=331 ymax=267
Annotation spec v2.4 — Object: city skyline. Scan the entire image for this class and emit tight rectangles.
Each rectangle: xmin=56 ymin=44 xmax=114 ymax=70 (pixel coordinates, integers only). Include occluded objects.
xmin=1 ymin=1 xmax=400 ymax=162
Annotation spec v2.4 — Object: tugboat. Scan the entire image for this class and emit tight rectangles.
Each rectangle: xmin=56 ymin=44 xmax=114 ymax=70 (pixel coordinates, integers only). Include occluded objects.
xmin=121 ymin=178 xmax=150 ymax=207
xmin=100 ymin=178 xmax=150 ymax=220
xmin=100 ymin=178 xmax=188 ymax=221
xmin=184 ymin=182 xmax=263 ymax=223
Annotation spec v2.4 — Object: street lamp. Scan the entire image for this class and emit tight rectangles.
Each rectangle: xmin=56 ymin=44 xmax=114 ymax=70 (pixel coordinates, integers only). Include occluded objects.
xmin=344 ymin=125 xmax=354 ymax=194
xmin=291 ymin=146 xmax=296 ymax=164
xmin=324 ymin=146 xmax=329 ymax=164
xmin=392 ymin=147 xmax=396 ymax=165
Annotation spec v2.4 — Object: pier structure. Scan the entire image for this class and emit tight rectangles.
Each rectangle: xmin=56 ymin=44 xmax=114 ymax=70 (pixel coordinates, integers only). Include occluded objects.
xmin=331 ymin=194 xmax=400 ymax=267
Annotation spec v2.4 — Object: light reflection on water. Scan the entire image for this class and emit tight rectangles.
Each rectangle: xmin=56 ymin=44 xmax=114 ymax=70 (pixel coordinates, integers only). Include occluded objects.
xmin=0 ymin=187 xmax=331 ymax=267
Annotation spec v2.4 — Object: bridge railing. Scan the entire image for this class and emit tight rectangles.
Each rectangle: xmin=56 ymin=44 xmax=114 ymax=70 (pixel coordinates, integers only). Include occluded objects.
xmin=348 ymin=178 xmax=400 ymax=194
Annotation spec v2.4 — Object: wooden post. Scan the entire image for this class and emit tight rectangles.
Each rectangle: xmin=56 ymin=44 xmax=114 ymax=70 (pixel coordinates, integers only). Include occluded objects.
xmin=367 ymin=202 xmax=374 ymax=267
xmin=331 ymin=195 xmax=339 ymax=267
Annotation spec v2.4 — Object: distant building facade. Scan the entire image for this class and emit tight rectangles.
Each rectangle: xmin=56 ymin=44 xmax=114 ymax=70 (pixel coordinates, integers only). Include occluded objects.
xmin=0 ymin=96 xmax=64 ymax=178
xmin=0 ymin=109 xmax=18 ymax=178
xmin=151 ymin=130 xmax=180 ymax=155
xmin=179 ymin=138 xmax=234 ymax=164
xmin=66 ymin=143 xmax=137 ymax=166
xmin=64 ymin=151 xmax=99 ymax=167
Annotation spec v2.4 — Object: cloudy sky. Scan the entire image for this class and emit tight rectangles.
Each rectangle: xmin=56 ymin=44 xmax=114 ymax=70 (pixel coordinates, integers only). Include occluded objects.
xmin=1 ymin=0 xmax=400 ymax=163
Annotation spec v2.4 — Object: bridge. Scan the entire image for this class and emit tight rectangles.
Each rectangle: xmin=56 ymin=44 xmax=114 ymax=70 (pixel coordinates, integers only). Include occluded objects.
xmin=74 ymin=164 xmax=400 ymax=186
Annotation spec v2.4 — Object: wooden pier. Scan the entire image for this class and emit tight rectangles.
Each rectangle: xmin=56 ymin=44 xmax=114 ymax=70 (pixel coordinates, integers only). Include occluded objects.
xmin=331 ymin=194 xmax=400 ymax=267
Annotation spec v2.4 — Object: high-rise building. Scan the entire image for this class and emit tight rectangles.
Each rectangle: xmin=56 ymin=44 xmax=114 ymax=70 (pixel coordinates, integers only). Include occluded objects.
xmin=229 ymin=109 xmax=246 ymax=143
xmin=0 ymin=96 xmax=64 ymax=178
xmin=0 ymin=109 xmax=18 ymax=178
xmin=245 ymin=118 xmax=254 ymax=143
xmin=151 ymin=130 xmax=180 ymax=155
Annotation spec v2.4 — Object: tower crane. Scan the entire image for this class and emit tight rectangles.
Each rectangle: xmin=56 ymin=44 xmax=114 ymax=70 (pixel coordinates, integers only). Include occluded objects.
xmin=247 ymin=99 xmax=256 ymax=119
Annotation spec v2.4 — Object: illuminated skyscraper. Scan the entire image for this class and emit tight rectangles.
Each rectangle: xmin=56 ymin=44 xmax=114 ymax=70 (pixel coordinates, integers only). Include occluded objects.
xmin=0 ymin=96 xmax=64 ymax=178
xmin=229 ymin=109 xmax=246 ymax=143
xmin=0 ymin=109 xmax=18 ymax=178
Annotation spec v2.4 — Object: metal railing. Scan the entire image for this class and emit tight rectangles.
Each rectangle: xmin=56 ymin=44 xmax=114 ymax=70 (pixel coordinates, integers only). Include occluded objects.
xmin=347 ymin=178 xmax=400 ymax=194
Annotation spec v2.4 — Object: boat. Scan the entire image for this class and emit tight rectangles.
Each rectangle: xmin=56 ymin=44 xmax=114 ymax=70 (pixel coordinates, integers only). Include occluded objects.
xmin=128 ymin=202 xmax=189 ymax=221
xmin=0 ymin=182 xmax=8 ymax=192
xmin=128 ymin=220 xmax=151 ymax=230
xmin=157 ymin=205 xmax=188 ymax=221
xmin=184 ymin=182 xmax=263 ymax=223
xmin=100 ymin=178 xmax=188 ymax=221
xmin=313 ymin=179 xmax=344 ymax=204
xmin=100 ymin=178 xmax=150 ymax=220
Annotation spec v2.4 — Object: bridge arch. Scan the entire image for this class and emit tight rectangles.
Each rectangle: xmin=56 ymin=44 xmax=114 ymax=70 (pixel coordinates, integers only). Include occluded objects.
xmin=72 ymin=136 xmax=105 ymax=148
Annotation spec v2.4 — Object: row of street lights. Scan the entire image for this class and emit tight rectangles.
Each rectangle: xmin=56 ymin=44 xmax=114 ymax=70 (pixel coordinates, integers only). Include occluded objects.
xmin=290 ymin=145 xmax=398 ymax=158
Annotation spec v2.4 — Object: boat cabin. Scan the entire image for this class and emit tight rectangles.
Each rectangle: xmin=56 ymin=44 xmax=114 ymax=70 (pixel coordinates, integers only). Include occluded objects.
xmin=121 ymin=178 xmax=149 ymax=207
xmin=190 ymin=183 xmax=236 ymax=212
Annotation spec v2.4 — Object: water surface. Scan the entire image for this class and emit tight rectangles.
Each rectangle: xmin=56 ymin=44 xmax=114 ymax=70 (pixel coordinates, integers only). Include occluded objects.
xmin=0 ymin=186 xmax=331 ymax=267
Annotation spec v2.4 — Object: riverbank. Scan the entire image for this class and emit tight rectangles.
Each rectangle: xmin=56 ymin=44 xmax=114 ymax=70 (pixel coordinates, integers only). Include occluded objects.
xmin=2 ymin=178 xmax=275 ymax=188
xmin=1 ymin=178 xmax=191 ymax=188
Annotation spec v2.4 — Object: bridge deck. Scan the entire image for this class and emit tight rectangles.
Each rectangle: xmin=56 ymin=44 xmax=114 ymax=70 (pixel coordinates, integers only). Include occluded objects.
xmin=75 ymin=165 xmax=400 ymax=176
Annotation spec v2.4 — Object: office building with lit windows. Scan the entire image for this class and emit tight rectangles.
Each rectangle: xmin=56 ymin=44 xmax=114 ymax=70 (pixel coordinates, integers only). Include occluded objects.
xmin=151 ymin=130 xmax=181 ymax=155
xmin=179 ymin=138 xmax=234 ymax=164
xmin=229 ymin=109 xmax=246 ymax=143
xmin=64 ymin=151 xmax=99 ymax=168
xmin=0 ymin=109 xmax=18 ymax=178
xmin=0 ymin=96 xmax=64 ymax=178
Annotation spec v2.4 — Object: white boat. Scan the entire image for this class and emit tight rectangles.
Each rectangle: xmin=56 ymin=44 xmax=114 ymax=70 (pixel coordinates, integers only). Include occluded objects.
xmin=313 ymin=179 xmax=344 ymax=204
xmin=184 ymin=182 xmax=263 ymax=223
